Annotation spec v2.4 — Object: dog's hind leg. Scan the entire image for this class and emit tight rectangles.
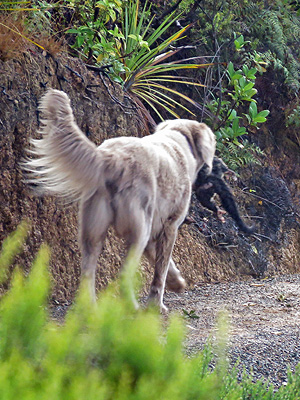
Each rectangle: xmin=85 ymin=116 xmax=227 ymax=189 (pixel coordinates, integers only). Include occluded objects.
xmin=166 ymin=259 xmax=186 ymax=293
xmin=148 ymin=223 xmax=178 ymax=312
xmin=79 ymin=194 xmax=113 ymax=302
xmin=121 ymin=215 xmax=152 ymax=310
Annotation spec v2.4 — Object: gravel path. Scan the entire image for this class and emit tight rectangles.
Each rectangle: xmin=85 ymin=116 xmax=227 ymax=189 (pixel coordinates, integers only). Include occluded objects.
xmin=164 ymin=274 xmax=300 ymax=388
xmin=52 ymin=274 xmax=300 ymax=388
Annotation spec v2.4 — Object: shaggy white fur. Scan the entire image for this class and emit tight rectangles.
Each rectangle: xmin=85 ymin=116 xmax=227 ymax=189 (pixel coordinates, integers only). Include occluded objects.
xmin=23 ymin=89 xmax=216 ymax=311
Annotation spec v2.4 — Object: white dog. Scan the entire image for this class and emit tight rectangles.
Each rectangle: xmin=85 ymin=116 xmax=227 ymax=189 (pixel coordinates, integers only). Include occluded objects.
xmin=23 ymin=89 xmax=215 ymax=311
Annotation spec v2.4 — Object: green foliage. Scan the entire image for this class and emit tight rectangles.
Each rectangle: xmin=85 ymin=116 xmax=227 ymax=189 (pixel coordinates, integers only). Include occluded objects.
xmin=286 ymin=105 xmax=300 ymax=128
xmin=246 ymin=102 xmax=270 ymax=127
xmin=65 ymin=0 xmax=211 ymax=121
xmin=241 ymin=1 xmax=300 ymax=93
xmin=62 ymin=0 xmax=126 ymax=79
xmin=227 ymin=62 xmax=258 ymax=104
xmin=3 ymin=0 xmax=213 ymax=121
xmin=0 ymin=244 xmax=49 ymax=361
xmin=206 ymin=53 xmax=268 ymax=167
xmin=233 ymin=34 xmax=250 ymax=52
xmin=178 ymin=0 xmax=300 ymax=93
xmin=2 ymin=225 xmax=300 ymax=398
xmin=0 ymin=221 xmax=28 ymax=283
xmin=213 ymin=41 xmax=269 ymax=168
xmin=0 ymin=226 xmax=221 ymax=399
xmin=216 ymin=139 xmax=264 ymax=170
xmin=168 ymin=0 xmax=298 ymax=167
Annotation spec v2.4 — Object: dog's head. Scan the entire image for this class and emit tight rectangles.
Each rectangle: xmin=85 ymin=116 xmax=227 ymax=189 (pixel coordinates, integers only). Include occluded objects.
xmin=155 ymin=119 xmax=216 ymax=175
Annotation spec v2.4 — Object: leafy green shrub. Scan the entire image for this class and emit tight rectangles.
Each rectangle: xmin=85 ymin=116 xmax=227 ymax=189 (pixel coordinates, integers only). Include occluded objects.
xmin=2 ymin=0 xmax=214 ymax=122
xmin=66 ymin=0 xmax=212 ymax=122
xmin=0 ymin=220 xmax=28 ymax=283
xmin=1 ymin=224 xmax=300 ymax=399
xmin=205 ymin=39 xmax=268 ymax=168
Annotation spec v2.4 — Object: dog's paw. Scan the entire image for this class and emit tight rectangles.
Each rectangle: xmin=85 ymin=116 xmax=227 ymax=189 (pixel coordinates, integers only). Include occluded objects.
xmin=166 ymin=275 xmax=186 ymax=293
xmin=160 ymin=303 xmax=169 ymax=313
xmin=147 ymin=287 xmax=169 ymax=313
xmin=147 ymin=298 xmax=169 ymax=313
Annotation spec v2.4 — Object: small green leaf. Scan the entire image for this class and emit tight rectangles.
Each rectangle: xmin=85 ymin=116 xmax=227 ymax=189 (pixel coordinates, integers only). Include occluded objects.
xmin=230 ymin=73 xmax=243 ymax=81
xmin=249 ymin=102 xmax=257 ymax=116
xmin=227 ymin=109 xmax=237 ymax=120
xmin=79 ymin=27 xmax=93 ymax=33
xmin=257 ymin=110 xmax=270 ymax=118
xmin=242 ymin=65 xmax=249 ymax=74
xmin=66 ymin=29 xmax=79 ymax=34
xmin=238 ymin=76 xmax=246 ymax=88
xmin=234 ymin=39 xmax=242 ymax=49
xmin=227 ymin=61 xmax=234 ymax=77
xmin=76 ymin=35 xmax=85 ymax=47
xmin=241 ymin=88 xmax=257 ymax=100
xmin=113 ymin=76 xmax=124 ymax=84
xmin=253 ymin=116 xmax=267 ymax=123
xmin=243 ymin=82 xmax=255 ymax=91
xmin=128 ymin=34 xmax=138 ymax=40
xmin=232 ymin=117 xmax=240 ymax=132
xmin=244 ymin=113 xmax=252 ymax=124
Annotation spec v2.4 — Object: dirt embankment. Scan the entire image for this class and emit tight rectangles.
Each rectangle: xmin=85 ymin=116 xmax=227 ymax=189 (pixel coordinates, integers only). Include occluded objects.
xmin=0 ymin=50 xmax=300 ymax=304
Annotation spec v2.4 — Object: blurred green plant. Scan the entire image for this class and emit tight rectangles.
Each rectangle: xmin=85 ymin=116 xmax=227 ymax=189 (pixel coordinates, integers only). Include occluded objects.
xmin=0 ymin=225 xmax=221 ymax=399
xmin=1 ymin=225 xmax=300 ymax=398
xmin=0 ymin=221 xmax=28 ymax=283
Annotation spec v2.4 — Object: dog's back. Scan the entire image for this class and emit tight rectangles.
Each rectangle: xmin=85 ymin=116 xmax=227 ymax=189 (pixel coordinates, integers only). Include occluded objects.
xmin=91 ymin=130 xmax=195 ymax=240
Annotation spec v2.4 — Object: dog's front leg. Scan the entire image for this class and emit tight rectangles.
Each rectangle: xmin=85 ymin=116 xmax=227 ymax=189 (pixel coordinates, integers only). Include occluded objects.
xmin=148 ymin=224 xmax=178 ymax=312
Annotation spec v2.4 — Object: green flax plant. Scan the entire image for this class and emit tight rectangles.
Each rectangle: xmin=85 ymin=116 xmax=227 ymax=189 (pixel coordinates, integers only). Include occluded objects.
xmin=119 ymin=0 xmax=213 ymax=121
xmin=67 ymin=0 xmax=214 ymax=122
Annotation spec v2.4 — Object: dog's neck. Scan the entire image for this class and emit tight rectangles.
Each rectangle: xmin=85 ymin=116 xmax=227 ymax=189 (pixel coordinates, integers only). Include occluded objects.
xmin=165 ymin=127 xmax=196 ymax=160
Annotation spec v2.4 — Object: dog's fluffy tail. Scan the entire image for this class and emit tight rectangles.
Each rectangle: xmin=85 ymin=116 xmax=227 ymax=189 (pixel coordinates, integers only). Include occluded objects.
xmin=22 ymin=89 xmax=100 ymax=200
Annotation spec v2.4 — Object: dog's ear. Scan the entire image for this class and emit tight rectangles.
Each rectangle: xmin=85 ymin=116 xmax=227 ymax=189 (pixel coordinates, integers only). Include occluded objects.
xmin=187 ymin=122 xmax=216 ymax=173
